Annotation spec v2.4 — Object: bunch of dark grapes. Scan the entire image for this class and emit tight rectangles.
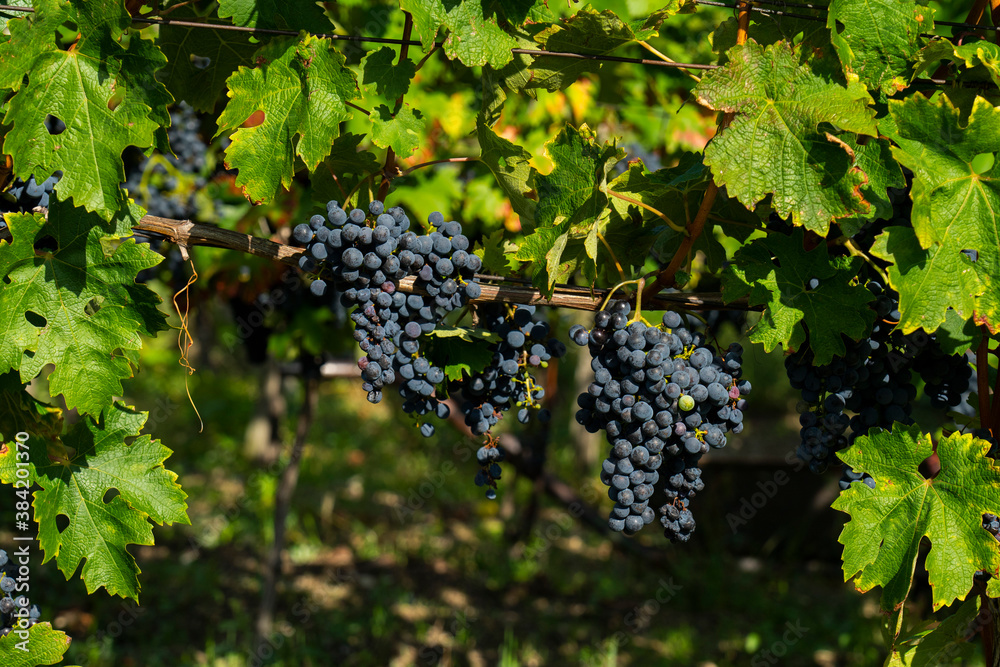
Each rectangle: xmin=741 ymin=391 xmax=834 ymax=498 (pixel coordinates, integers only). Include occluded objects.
xmin=0 ymin=550 xmax=41 ymax=638
xmin=456 ymin=305 xmax=564 ymax=435
xmin=448 ymin=305 xmax=566 ymax=496
xmin=124 ymin=102 xmax=207 ymax=220
xmin=787 ymin=279 xmax=974 ymax=491
xmin=291 ymin=200 xmax=484 ymax=436
xmin=572 ymin=302 xmax=750 ymax=542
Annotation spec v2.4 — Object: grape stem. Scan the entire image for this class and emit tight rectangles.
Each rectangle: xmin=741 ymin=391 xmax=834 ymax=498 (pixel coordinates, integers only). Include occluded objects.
xmin=400 ymin=156 xmax=477 ymax=177
xmin=599 ymin=278 xmax=642 ymax=312
xmin=639 ymin=0 xmax=750 ymax=302
xmin=843 ymin=239 xmax=890 ymax=285
xmin=602 ymin=186 xmax=686 ymax=234
xmin=598 ymin=231 xmax=629 ymax=283
xmin=345 ymin=101 xmax=371 ymax=116
xmin=637 ymin=40 xmax=701 ymax=82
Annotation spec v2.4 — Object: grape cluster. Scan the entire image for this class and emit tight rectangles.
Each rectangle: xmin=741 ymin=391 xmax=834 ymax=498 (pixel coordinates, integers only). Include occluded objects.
xmin=124 ymin=102 xmax=208 ymax=220
xmin=0 ymin=550 xmax=40 ymax=638
xmin=788 ymin=279 xmax=974 ymax=492
xmin=1 ymin=173 xmax=62 ymax=218
xmin=456 ymin=305 xmax=564 ymax=435
xmin=292 ymin=199 xmax=487 ymax=436
xmin=573 ymin=302 xmax=750 ymax=542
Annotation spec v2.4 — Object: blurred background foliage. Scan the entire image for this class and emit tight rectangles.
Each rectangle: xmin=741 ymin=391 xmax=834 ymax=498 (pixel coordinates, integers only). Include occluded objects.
xmin=1 ymin=0 xmax=982 ymax=665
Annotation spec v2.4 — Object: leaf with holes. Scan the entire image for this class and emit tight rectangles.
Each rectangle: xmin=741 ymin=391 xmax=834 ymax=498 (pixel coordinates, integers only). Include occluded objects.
xmin=369 ymin=104 xmax=424 ymax=157
xmin=216 ymin=34 xmax=358 ymax=203
xmin=722 ymin=228 xmax=875 ymax=364
xmin=1 ymin=0 xmax=167 ymax=218
xmin=0 ymin=623 xmax=72 ymax=666
xmin=157 ymin=5 xmax=257 ymax=112
xmin=218 ymin=0 xmax=331 ymax=31
xmin=0 ymin=403 xmax=189 ymax=600
xmin=694 ymin=40 xmax=878 ymax=234
xmin=827 ymin=0 xmax=932 ymax=95
xmin=869 ymin=94 xmax=1000 ymax=334
xmin=834 ymin=427 xmax=1000 ymax=611
xmin=0 ymin=201 xmax=167 ymax=416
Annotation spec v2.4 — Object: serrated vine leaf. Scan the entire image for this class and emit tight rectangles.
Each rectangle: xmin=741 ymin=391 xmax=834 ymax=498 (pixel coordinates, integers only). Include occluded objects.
xmin=535 ymin=124 xmax=622 ymax=229
xmin=157 ymin=6 xmax=256 ymax=112
xmin=401 ymin=0 xmax=518 ymax=67
xmin=216 ymin=35 xmax=358 ymax=203
xmin=0 ymin=623 xmax=71 ymax=666
xmin=369 ymin=104 xmax=424 ymax=157
xmin=915 ymin=39 xmax=1000 ymax=88
xmin=694 ymin=40 xmax=877 ymax=234
xmin=0 ymin=403 xmax=190 ymax=600
xmin=0 ymin=202 xmax=167 ymax=416
xmin=218 ymin=0 xmax=330 ymax=32
xmin=526 ymin=5 xmax=692 ymax=91
xmin=888 ymin=596 xmax=979 ymax=667
xmin=834 ymin=427 xmax=1000 ymax=611
xmin=476 ymin=120 xmax=537 ymax=227
xmin=827 ymin=0 xmax=930 ymax=95
xmin=722 ymin=229 xmax=875 ymax=364
xmin=1 ymin=0 xmax=166 ymax=218
xmin=0 ymin=0 xmax=69 ymax=91
xmin=870 ymin=94 xmax=1000 ymax=334
xmin=362 ymin=47 xmax=415 ymax=101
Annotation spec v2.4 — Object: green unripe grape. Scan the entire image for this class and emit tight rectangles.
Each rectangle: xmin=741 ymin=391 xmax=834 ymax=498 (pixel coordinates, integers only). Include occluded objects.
xmin=678 ymin=394 xmax=695 ymax=412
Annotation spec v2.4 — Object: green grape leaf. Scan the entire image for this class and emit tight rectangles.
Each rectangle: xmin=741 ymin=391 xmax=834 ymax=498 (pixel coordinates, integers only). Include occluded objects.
xmin=157 ymin=5 xmax=256 ymax=113
xmin=369 ymin=104 xmax=424 ymax=158
xmin=362 ymin=46 xmax=415 ymax=101
xmin=0 ymin=202 xmax=168 ymax=416
xmin=869 ymin=94 xmax=1000 ymax=334
xmin=474 ymin=230 xmax=518 ymax=276
xmin=834 ymin=427 xmax=1000 ymax=611
xmin=477 ymin=120 xmax=538 ymax=228
xmin=827 ymin=0 xmax=931 ymax=95
xmin=914 ymin=39 xmax=1000 ymax=89
xmin=933 ymin=309 xmax=981 ymax=357
xmin=400 ymin=0 xmax=518 ymax=68
xmin=218 ymin=0 xmax=330 ymax=31
xmin=422 ymin=327 xmax=499 ymax=382
xmin=514 ymin=226 xmax=570 ymax=293
xmin=311 ymin=134 xmax=381 ymax=207
xmin=525 ymin=4 xmax=693 ymax=91
xmin=0 ymin=0 xmax=69 ymax=91
xmin=216 ymin=35 xmax=359 ymax=204
xmin=535 ymin=124 xmax=623 ymax=229
xmin=0 ymin=0 xmax=33 ymax=34
xmin=694 ymin=40 xmax=878 ymax=234
xmin=0 ymin=623 xmax=72 ymax=666
xmin=2 ymin=0 xmax=166 ymax=218
xmin=722 ymin=228 xmax=875 ymax=364
xmin=888 ymin=596 xmax=979 ymax=667
xmin=0 ymin=403 xmax=190 ymax=600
